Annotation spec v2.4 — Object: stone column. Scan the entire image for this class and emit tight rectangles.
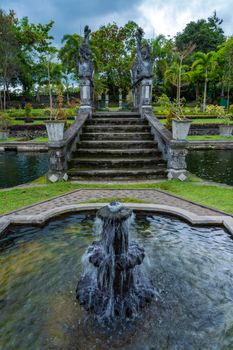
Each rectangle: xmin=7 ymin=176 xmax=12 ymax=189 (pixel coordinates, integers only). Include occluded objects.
xmin=140 ymin=78 xmax=153 ymax=114
xmin=167 ymin=140 xmax=188 ymax=181
xmin=79 ymin=78 xmax=93 ymax=116
xmin=105 ymin=93 xmax=109 ymax=110
xmin=97 ymin=94 xmax=102 ymax=110
xmin=119 ymin=88 xmax=123 ymax=110
xmin=47 ymin=141 xmax=68 ymax=182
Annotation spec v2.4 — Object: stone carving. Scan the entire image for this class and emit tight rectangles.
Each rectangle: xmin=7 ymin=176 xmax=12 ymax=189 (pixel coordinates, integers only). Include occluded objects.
xmin=132 ymin=28 xmax=153 ymax=84
xmin=78 ymin=25 xmax=94 ymax=79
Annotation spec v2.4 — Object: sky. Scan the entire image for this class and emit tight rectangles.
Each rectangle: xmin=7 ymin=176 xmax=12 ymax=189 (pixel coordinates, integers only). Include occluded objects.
xmin=1 ymin=0 xmax=233 ymax=43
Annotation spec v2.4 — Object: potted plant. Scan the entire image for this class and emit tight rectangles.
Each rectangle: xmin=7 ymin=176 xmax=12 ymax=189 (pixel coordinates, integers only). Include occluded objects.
xmin=45 ymin=91 xmax=67 ymax=143
xmin=170 ymin=100 xmax=191 ymax=140
xmin=24 ymin=103 xmax=33 ymax=123
xmin=157 ymin=94 xmax=191 ymax=140
xmin=0 ymin=112 xmax=12 ymax=140
xmin=206 ymin=105 xmax=233 ymax=137
xmin=171 ymin=112 xmax=192 ymax=140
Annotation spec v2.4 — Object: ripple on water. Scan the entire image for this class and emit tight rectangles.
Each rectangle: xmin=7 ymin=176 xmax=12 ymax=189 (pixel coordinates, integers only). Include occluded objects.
xmin=0 ymin=213 xmax=233 ymax=350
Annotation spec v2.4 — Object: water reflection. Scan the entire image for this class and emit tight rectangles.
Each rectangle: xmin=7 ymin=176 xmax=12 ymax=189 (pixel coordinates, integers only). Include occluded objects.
xmin=187 ymin=149 xmax=233 ymax=185
xmin=1 ymin=213 xmax=233 ymax=350
xmin=0 ymin=152 xmax=48 ymax=188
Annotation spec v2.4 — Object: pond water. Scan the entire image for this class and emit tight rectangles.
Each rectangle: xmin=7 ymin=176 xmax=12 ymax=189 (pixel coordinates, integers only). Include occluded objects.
xmin=187 ymin=149 xmax=233 ymax=186
xmin=1 ymin=212 xmax=233 ymax=350
xmin=0 ymin=152 xmax=48 ymax=188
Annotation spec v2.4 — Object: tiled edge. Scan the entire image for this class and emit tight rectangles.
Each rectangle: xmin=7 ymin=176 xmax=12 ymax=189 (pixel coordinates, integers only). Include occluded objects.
xmin=1 ymin=203 xmax=232 ymax=236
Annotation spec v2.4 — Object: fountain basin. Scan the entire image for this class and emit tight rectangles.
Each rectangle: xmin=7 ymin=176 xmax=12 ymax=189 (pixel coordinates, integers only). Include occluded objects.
xmin=1 ymin=208 xmax=233 ymax=349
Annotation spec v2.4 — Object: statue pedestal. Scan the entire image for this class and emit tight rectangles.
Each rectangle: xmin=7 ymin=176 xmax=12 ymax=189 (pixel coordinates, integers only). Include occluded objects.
xmin=79 ymin=78 xmax=93 ymax=116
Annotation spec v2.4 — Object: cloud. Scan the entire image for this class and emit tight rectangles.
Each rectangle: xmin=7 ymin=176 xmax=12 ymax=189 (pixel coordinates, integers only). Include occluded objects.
xmin=1 ymin=0 xmax=232 ymax=43
xmin=1 ymin=0 xmax=141 ymax=42
xmin=135 ymin=0 xmax=233 ymax=38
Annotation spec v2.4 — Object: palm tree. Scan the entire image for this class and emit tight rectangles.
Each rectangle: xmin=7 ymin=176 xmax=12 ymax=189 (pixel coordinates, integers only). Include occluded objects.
xmin=165 ymin=62 xmax=191 ymax=109
xmin=192 ymin=52 xmax=215 ymax=112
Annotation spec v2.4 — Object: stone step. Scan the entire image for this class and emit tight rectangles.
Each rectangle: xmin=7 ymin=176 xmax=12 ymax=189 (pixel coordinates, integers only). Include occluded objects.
xmin=77 ymin=140 xmax=156 ymax=149
xmin=94 ymin=112 xmax=140 ymax=118
xmin=83 ymin=125 xmax=151 ymax=132
xmin=80 ymin=132 xmax=154 ymax=141
xmin=74 ymin=148 xmax=161 ymax=158
xmin=69 ymin=157 xmax=166 ymax=169
xmin=86 ymin=118 xmax=148 ymax=125
xmin=67 ymin=167 xmax=167 ymax=180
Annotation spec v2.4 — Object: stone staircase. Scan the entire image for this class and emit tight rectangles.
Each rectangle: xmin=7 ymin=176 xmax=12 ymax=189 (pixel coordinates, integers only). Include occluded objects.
xmin=67 ymin=112 xmax=167 ymax=180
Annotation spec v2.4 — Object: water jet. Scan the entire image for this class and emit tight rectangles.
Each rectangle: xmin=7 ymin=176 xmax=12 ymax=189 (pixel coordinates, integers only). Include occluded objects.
xmin=76 ymin=202 xmax=154 ymax=319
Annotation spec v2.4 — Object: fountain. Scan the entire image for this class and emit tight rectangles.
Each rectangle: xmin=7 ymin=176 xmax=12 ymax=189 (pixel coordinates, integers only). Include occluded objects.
xmin=76 ymin=202 xmax=154 ymax=319
xmin=2 ymin=208 xmax=233 ymax=349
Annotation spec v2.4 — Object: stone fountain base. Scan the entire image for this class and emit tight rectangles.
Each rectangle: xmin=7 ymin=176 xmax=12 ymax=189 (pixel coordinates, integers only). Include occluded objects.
xmin=76 ymin=202 xmax=154 ymax=320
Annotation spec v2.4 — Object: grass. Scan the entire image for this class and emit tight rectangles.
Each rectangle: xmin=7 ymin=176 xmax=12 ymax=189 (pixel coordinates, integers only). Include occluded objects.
xmin=31 ymin=137 xmax=48 ymax=142
xmin=80 ymin=197 xmax=148 ymax=204
xmin=0 ymin=137 xmax=48 ymax=143
xmin=159 ymin=118 xmax=233 ymax=125
xmin=153 ymin=106 xmax=211 ymax=116
xmin=0 ymin=179 xmax=232 ymax=215
xmin=187 ymin=135 xmax=233 ymax=141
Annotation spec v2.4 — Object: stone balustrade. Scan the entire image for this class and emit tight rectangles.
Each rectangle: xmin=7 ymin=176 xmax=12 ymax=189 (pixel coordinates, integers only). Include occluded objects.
xmin=143 ymin=110 xmax=188 ymax=180
xmin=47 ymin=112 xmax=90 ymax=182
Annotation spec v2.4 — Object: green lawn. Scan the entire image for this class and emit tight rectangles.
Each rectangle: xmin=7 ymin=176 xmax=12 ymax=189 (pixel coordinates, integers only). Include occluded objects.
xmin=187 ymin=135 xmax=233 ymax=141
xmin=153 ymin=106 xmax=211 ymax=116
xmin=0 ymin=136 xmax=48 ymax=142
xmin=159 ymin=118 xmax=233 ymax=125
xmin=0 ymin=180 xmax=232 ymax=215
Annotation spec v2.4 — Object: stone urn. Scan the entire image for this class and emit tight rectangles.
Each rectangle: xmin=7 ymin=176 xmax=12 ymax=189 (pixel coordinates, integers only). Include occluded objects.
xmin=172 ymin=119 xmax=192 ymax=140
xmin=45 ymin=121 xmax=65 ymax=142
xmin=219 ymin=124 xmax=233 ymax=137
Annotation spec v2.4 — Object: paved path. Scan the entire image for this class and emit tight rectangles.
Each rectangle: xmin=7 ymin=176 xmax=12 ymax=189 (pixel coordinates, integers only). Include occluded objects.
xmin=3 ymin=189 xmax=228 ymax=218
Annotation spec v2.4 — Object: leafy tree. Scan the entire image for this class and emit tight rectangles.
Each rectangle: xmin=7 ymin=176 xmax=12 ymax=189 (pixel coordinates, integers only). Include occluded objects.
xmin=216 ymin=37 xmax=233 ymax=108
xmin=59 ymin=33 xmax=82 ymax=101
xmin=0 ymin=10 xmax=19 ymax=109
xmin=15 ymin=16 xmax=55 ymax=97
xmin=192 ymin=52 xmax=215 ymax=111
xmin=151 ymin=35 xmax=175 ymax=91
xmin=91 ymin=21 xmax=140 ymax=96
xmin=175 ymin=12 xmax=225 ymax=53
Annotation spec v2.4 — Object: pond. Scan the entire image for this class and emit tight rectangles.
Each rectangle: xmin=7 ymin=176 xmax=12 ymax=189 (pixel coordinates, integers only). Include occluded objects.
xmin=187 ymin=149 xmax=233 ymax=186
xmin=0 ymin=152 xmax=48 ymax=188
xmin=1 ymin=212 xmax=233 ymax=350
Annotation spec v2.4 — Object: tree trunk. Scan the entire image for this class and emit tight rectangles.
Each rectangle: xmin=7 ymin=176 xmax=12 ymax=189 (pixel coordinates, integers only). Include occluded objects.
xmin=221 ymin=82 xmax=224 ymax=97
xmin=3 ymin=79 xmax=6 ymax=111
xmin=177 ymin=57 xmax=183 ymax=109
xmin=195 ymin=82 xmax=200 ymax=102
xmin=226 ymin=83 xmax=230 ymax=110
xmin=65 ymin=76 xmax=69 ymax=103
xmin=203 ymin=68 xmax=208 ymax=112
xmin=36 ymin=87 xmax=40 ymax=102
xmin=47 ymin=62 xmax=53 ymax=110
xmin=0 ymin=90 xmax=3 ymax=110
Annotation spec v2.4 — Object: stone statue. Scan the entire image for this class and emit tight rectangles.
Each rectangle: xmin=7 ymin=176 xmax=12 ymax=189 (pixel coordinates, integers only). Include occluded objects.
xmin=131 ymin=27 xmax=153 ymax=83
xmin=77 ymin=25 xmax=94 ymax=79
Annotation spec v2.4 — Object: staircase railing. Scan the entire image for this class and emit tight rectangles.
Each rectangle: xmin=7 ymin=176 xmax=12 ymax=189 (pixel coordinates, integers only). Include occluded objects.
xmin=47 ymin=111 xmax=89 ymax=182
xmin=142 ymin=110 xmax=188 ymax=180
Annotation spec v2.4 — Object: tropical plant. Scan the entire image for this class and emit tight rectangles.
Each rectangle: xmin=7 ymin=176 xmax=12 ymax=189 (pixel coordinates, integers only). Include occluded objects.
xmin=0 ymin=112 xmax=12 ymax=131
xmin=25 ymin=102 xmax=32 ymax=118
xmin=192 ymin=52 xmax=215 ymax=112
xmin=206 ymin=104 xmax=232 ymax=125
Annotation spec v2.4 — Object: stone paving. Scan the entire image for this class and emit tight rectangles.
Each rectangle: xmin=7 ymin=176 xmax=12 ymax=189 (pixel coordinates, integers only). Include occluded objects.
xmin=3 ymin=188 xmax=228 ymax=218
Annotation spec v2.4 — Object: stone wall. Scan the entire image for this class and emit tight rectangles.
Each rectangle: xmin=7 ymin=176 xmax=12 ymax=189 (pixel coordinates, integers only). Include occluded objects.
xmin=9 ymin=125 xmax=46 ymax=138
xmin=189 ymin=124 xmax=220 ymax=135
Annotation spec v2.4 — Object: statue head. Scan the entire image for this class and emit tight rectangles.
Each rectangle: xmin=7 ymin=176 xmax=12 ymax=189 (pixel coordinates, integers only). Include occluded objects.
xmin=141 ymin=43 xmax=151 ymax=61
xmin=84 ymin=25 xmax=91 ymax=43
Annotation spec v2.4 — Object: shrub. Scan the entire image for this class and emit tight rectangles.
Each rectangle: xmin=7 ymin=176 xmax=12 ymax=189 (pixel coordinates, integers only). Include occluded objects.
xmin=25 ymin=103 xmax=32 ymax=118
xmin=0 ymin=112 xmax=12 ymax=131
